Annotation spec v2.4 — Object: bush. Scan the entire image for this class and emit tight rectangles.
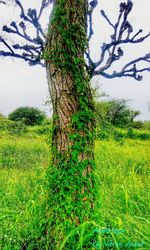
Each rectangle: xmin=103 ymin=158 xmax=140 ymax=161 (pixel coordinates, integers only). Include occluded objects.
xmin=96 ymin=123 xmax=114 ymax=140
xmin=132 ymin=120 xmax=143 ymax=129
xmin=96 ymin=125 xmax=150 ymax=141
xmin=8 ymin=107 xmax=46 ymax=126
xmin=95 ymin=99 xmax=140 ymax=128
xmin=143 ymin=121 xmax=150 ymax=130
xmin=0 ymin=116 xmax=27 ymax=135
xmin=28 ymin=124 xmax=52 ymax=135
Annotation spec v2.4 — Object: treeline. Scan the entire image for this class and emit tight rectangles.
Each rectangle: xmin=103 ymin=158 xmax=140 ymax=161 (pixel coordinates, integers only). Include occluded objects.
xmin=0 ymin=101 xmax=150 ymax=140
xmin=0 ymin=107 xmax=51 ymax=135
xmin=95 ymin=99 xmax=150 ymax=140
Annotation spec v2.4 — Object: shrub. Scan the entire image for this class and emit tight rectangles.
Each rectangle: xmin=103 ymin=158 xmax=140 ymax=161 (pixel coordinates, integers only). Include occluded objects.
xmin=95 ymin=99 xmax=140 ymax=128
xmin=28 ymin=124 xmax=52 ymax=135
xmin=8 ymin=107 xmax=46 ymax=126
xmin=143 ymin=121 xmax=150 ymax=130
xmin=0 ymin=117 xmax=27 ymax=135
xmin=132 ymin=120 xmax=143 ymax=129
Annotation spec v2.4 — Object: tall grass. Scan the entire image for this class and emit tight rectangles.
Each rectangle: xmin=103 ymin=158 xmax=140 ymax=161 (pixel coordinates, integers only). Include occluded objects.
xmin=0 ymin=137 xmax=49 ymax=169
xmin=0 ymin=132 xmax=149 ymax=249
xmin=0 ymin=134 xmax=50 ymax=249
xmin=95 ymin=140 xmax=150 ymax=249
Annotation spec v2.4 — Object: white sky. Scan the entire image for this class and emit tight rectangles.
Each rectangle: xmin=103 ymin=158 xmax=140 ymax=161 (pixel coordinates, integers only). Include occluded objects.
xmin=0 ymin=0 xmax=150 ymax=120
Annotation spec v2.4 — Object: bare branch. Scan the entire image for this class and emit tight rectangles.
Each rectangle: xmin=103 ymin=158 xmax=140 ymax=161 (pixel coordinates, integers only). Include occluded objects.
xmin=85 ymin=49 xmax=95 ymax=73
xmin=0 ymin=50 xmax=45 ymax=66
xmin=87 ymin=1 xmax=98 ymax=41
xmin=0 ymin=0 xmax=53 ymax=66
xmin=94 ymin=53 xmax=150 ymax=81
xmin=0 ymin=36 xmax=14 ymax=53
xmin=14 ymin=0 xmax=46 ymax=38
xmin=0 ymin=0 xmax=150 ymax=80
xmin=87 ymin=0 xmax=150 ymax=81
xmin=38 ymin=0 xmax=53 ymax=20
xmin=100 ymin=10 xmax=115 ymax=29
xmin=86 ymin=1 xmax=98 ymax=73
xmin=87 ymin=9 xmax=94 ymax=41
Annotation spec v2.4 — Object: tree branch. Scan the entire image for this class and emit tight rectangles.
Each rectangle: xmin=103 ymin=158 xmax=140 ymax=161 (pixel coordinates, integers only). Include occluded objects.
xmin=88 ymin=0 xmax=150 ymax=81
xmin=0 ymin=0 xmax=53 ymax=66
xmin=100 ymin=10 xmax=115 ymax=29
xmin=38 ymin=0 xmax=53 ymax=20
xmin=94 ymin=53 xmax=150 ymax=81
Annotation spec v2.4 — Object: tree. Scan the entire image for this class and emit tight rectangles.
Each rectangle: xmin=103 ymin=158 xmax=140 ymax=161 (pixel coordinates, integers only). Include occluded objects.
xmin=8 ymin=106 xmax=46 ymax=126
xmin=0 ymin=0 xmax=150 ymax=248
xmin=95 ymin=99 xmax=140 ymax=128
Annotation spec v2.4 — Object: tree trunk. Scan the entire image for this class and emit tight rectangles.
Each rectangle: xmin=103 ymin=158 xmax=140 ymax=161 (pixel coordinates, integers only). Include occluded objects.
xmin=45 ymin=0 xmax=100 ymax=248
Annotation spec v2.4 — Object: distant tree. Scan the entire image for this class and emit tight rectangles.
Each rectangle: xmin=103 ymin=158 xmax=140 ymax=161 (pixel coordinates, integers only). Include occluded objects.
xmin=95 ymin=99 xmax=140 ymax=128
xmin=107 ymin=99 xmax=140 ymax=127
xmin=132 ymin=120 xmax=143 ymax=129
xmin=8 ymin=106 xmax=46 ymax=126
xmin=95 ymin=101 xmax=110 ymax=125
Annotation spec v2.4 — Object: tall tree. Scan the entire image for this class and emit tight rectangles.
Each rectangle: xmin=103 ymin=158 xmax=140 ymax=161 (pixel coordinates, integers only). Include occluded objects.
xmin=0 ymin=0 xmax=150 ymax=248
xmin=45 ymin=1 xmax=99 ymax=248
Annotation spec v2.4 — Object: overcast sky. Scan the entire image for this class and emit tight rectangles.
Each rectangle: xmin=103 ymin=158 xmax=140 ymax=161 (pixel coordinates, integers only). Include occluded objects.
xmin=0 ymin=0 xmax=150 ymax=120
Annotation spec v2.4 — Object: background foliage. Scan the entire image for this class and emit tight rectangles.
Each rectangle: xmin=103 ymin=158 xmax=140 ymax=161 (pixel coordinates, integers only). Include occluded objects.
xmin=8 ymin=107 xmax=46 ymax=126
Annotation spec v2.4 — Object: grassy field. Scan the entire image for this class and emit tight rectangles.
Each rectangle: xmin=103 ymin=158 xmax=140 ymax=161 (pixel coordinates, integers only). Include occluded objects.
xmin=0 ymin=132 xmax=149 ymax=249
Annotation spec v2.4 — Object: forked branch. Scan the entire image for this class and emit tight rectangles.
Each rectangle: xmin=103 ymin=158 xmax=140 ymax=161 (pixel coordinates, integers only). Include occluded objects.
xmin=0 ymin=0 xmax=53 ymax=66
xmin=86 ymin=0 xmax=150 ymax=81
xmin=0 ymin=0 xmax=150 ymax=81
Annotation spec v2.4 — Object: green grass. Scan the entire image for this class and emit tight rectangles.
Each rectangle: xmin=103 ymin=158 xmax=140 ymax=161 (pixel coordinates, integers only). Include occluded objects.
xmin=0 ymin=134 xmax=50 ymax=249
xmin=0 ymin=133 xmax=149 ymax=249
xmin=95 ymin=140 xmax=150 ymax=249
xmin=0 ymin=136 xmax=49 ymax=169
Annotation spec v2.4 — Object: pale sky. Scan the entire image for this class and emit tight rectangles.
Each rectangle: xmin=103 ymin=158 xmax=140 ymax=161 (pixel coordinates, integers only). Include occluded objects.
xmin=0 ymin=0 xmax=150 ymax=120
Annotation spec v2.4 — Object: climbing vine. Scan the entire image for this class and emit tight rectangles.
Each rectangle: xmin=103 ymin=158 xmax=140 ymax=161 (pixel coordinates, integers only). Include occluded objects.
xmin=44 ymin=0 xmax=100 ymax=248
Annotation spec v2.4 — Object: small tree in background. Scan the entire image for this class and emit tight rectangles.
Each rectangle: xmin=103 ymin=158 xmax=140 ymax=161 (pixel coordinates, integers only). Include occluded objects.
xmin=95 ymin=99 xmax=140 ymax=128
xmin=8 ymin=106 xmax=46 ymax=126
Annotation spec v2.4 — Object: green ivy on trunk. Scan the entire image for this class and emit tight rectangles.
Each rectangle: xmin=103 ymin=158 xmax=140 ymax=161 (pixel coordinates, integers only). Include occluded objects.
xmin=44 ymin=0 xmax=100 ymax=248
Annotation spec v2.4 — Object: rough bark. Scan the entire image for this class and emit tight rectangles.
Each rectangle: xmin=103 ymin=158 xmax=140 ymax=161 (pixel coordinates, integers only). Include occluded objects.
xmin=46 ymin=0 xmax=93 ymax=154
xmin=45 ymin=0 xmax=99 ymax=248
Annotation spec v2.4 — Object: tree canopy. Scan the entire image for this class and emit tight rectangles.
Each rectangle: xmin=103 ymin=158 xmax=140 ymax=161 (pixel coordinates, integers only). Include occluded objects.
xmin=95 ymin=99 xmax=140 ymax=128
xmin=8 ymin=106 xmax=46 ymax=126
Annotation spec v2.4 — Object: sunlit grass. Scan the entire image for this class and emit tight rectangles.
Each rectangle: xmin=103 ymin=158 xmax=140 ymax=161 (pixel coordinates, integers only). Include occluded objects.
xmin=0 ymin=134 xmax=149 ymax=249
xmin=95 ymin=140 xmax=150 ymax=249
